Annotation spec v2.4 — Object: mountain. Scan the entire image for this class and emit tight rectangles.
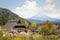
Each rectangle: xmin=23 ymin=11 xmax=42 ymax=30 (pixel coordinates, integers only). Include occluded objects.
xmin=26 ymin=19 xmax=42 ymax=24
xmin=27 ymin=13 xmax=60 ymax=23
xmin=0 ymin=8 xmax=27 ymax=26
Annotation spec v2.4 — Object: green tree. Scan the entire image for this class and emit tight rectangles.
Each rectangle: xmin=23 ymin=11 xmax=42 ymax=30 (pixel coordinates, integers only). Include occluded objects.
xmin=38 ymin=26 xmax=52 ymax=35
xmin=0 ymin=15 xmax=3 ymax=25
xmin=0 ymin=15 xmax=9 ymax=26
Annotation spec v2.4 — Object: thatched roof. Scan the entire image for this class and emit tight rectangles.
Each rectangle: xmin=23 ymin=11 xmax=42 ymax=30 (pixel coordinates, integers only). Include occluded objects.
xmin=3 ymin=20 xmax=25 ymax=30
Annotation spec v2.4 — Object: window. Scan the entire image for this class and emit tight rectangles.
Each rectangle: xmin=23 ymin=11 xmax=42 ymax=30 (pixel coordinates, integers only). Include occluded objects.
xmin=14 ymin=26 xmax=26 ymax=28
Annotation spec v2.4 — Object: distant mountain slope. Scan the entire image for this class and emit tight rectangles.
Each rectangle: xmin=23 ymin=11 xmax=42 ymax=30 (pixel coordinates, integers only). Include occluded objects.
xmin=31 ymin=13 xmax=60 ymax=22
xmin=26 ymin=19 xmax=42 ymax=24
xmin=27 ymin=13 xmax=60 ymax=23
xmin=0 ymin=8 xmax=26 ymax=26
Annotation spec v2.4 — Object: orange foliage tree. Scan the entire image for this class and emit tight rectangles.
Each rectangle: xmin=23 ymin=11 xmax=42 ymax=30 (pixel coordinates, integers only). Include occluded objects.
xmin=40 ymin=20 xmax=54 ymax=27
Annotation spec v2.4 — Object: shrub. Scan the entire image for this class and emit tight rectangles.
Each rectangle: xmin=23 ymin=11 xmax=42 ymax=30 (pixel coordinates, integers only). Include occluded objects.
xmin=38 ymin=26 xmax=52 ymax=35
xmin=32 ymin=34 xmax=43 ymax=40
xmin=48 ymin=35 xmax=57 ymax=40
xmin=12 ymin=35 xmax=27 ymax=40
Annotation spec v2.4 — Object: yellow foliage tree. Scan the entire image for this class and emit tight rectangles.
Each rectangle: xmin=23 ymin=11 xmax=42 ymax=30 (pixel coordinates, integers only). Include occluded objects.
xmin=31 ymin=22 xmax=37 ymax=27
xmin=24 ymin=21 xmax=29 ymax=28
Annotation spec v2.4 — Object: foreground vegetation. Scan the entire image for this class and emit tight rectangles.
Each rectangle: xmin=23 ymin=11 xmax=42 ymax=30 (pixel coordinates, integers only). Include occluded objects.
xmin=0 ymin=20 xmax=60 ymax=40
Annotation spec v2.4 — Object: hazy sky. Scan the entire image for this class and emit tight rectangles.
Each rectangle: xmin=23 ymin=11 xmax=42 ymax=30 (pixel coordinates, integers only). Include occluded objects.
xmin=0 ymin=0 xmax=60 ymax=19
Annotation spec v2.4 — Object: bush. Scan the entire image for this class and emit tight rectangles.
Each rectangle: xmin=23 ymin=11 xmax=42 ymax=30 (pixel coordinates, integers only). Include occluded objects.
xmin=38 ymin=26 xmax=52 ymax=35
xmin=2 ymin=36 xmax=11 ymax=40
xmin=0 ymin=27 xmax=3 ymax=40
xmin=48 ymin=35 xmax=57 ymax=40
xmin=32 ymin=34 xmax=43 ymax=40
xmin=12 ymin=35 xmax=27 ymax=40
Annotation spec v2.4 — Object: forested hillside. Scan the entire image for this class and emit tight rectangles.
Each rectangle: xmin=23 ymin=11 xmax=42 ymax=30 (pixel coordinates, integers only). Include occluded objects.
xmin=0 ymin=8 xmax=27 ymax=26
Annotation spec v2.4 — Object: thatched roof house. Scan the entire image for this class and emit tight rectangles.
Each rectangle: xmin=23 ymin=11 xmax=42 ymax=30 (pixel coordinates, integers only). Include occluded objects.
xmin=3 ymin=20 xmax=26 ymax=31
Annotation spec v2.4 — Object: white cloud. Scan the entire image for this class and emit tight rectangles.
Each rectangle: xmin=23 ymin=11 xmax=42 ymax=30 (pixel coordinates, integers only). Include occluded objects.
xmin=45 ymin=0 xmax=53 ymax=4
xmin=13 ymin=1 xmax=41 ymax=18
xmin=12 ymin=0 xmax=60 ymax=19
xmin=43 ymin=0 xmax=60 ymax=19
xmin=46 ymin=9 xmax=60 ymax=19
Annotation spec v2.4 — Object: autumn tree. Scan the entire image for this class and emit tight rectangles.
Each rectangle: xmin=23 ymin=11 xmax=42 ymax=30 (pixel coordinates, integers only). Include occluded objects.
xmin=29 ymin=22 xmax=37 ymax=32
xmin=40 ymin=20 xmax=53 ymax=28
xmin=31 ymin=22 xmax=37 ymax=27
xmin=24 ymin=21 xmax=29 ymax=28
